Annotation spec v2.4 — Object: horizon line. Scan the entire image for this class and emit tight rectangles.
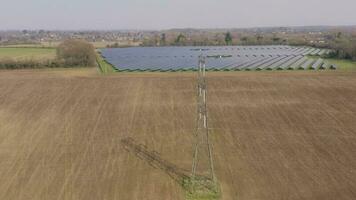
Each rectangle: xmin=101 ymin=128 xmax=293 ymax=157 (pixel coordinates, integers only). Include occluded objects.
xmin=1 ymin=24 xmax=356 ymax=32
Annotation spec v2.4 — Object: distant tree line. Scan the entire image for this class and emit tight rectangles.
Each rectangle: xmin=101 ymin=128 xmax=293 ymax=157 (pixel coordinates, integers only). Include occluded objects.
xmin=141 ymin=32 xmax=291 ymax=47
xmin=323 ymin=32 xmax=356 ymax=60
xmin=139 ymin=30 xmax=356 ymax=61
xmin=0 ymin=39 xmax=96 ymax=69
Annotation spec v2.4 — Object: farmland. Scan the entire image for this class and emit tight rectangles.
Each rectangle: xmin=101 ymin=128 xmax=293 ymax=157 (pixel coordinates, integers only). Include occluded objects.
xmin=0 ymin=47 xmax=56 ymax=61
xmin=0 ymin=41 xmax=139 ymax=49
xmin=0 ymin=69 xmax=355 ymax=200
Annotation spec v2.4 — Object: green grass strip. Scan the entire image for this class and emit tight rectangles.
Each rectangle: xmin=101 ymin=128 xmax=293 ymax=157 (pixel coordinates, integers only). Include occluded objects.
xmin=96 ymin=53 xmax=117 ymax=74
xmin=182 ymin=177 xmax=221 ymax=200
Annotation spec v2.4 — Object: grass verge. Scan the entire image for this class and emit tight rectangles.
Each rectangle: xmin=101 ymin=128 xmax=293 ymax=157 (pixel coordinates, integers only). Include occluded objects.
xmin=308 ymin=55 xmax=356 ymax=71
xmin=96 ymin=52 xmax=117 ymax=74
xmin=182 ymin=177 xmax=221 ymax=200
xmin=323 ymin=58 xmax=356 ymax=70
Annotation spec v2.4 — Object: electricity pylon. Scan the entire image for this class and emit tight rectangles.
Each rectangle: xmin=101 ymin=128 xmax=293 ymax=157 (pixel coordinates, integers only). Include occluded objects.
xmin=191 ymin=55 xmax=216 ymax=182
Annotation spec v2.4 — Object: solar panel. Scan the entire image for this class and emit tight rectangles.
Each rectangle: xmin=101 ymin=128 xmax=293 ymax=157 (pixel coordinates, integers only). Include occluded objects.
xmin=266 ymin=56 xmax=295 ymax=70
xmin=278 ymin=56 xmax=303 ymax=70
xmin=311 ymin=58 xmax=324 ymax=70
xmin=300 ymin=59 xmax=315 ymax=70
xmin=288 ymin=57 xmax=308 ymax=70
xmin=248 ymin=56 xmax=278 ymax=70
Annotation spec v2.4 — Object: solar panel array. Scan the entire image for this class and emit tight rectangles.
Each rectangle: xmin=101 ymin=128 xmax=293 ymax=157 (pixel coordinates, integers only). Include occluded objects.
xmin=101 ymin=46 xmax=335 ymax=72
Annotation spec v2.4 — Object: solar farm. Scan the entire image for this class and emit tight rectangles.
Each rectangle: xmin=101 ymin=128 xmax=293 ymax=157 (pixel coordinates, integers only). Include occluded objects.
xmin=101 ymin=46 xmax=336 ymax=72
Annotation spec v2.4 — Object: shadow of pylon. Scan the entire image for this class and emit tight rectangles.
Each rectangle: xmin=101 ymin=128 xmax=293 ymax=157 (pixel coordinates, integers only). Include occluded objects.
xmin=120 ymin=137 xmax=190 ymax=184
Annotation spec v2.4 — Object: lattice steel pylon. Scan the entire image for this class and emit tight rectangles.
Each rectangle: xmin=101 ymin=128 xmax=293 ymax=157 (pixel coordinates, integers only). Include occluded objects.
xmin=191 ymin=55 xmax=216 ymax=182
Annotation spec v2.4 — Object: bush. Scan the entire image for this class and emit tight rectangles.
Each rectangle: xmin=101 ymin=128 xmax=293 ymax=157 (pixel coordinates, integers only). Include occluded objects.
xmin=57 ymin=39 xmax=96 ymax=67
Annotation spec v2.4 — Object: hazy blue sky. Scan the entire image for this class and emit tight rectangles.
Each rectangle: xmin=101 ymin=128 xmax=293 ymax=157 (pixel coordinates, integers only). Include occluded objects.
xmin=1 ymin=0 xmax=355 ymax=30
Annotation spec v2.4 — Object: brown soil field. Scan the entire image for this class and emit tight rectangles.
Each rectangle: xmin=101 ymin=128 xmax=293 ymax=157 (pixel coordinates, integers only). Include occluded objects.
xmin=0 ymin=69 xmax=355 ymax=200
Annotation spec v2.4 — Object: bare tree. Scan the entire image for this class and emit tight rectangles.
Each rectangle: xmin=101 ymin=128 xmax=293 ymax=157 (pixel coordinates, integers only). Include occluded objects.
xmin=57 ymin=39 xmax=96 ymax=67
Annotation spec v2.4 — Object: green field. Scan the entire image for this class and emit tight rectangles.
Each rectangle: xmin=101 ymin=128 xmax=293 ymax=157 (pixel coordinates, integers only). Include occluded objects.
xmin=0 ymin=47 xmax=56 ymax=61
xmin=0 ymin=41 xmax=140 ymax=49
xmin=323 ymin=58 xmax=356 ymax=70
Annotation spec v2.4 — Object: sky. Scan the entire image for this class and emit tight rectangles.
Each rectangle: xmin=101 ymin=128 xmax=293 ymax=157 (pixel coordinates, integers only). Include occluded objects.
xmin=0 ymin=0 xmax=355 ymax=30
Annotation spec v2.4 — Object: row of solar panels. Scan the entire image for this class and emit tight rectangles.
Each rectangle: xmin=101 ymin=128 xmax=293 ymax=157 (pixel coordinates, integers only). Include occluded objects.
xmin=110 ymin=55 xmax=336 ymax=72
xmin=101 ymin=46 xmax=329 ymax=59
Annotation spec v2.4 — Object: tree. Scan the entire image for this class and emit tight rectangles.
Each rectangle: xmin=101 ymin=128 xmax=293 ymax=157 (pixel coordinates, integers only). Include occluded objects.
xmin=57 ymin=39 xmax=96 ymax=67
xmin=225 ymin=32 xmax=232 ymax=45
xmin=337 ymin=32 xmax=342 ymax=39
xmin=175 ymin=34 xmax=186 ymax=46
xmin=272 ymin=36 xmax=281 ymax=44
xmin=160 ymin=33 xmax=166 ymax=46
xmin=153 ymin=34 xmax=160 ymax=46
xmin=256 ymin=34 xmax=263 ymax=45
xmin=241 ymin=37 xmax=248 ymax=41
xmin=107 ymin=42 xmax=119 ymax=48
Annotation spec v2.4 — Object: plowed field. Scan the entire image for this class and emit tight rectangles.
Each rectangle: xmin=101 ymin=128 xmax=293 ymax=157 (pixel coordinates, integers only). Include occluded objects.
xmin=0 ymin=69 xmax=355 ymax=200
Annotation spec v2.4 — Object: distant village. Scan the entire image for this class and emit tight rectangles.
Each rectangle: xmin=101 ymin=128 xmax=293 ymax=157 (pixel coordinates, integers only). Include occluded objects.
xmin=0 ymin=26 xmax=355 ymax=48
